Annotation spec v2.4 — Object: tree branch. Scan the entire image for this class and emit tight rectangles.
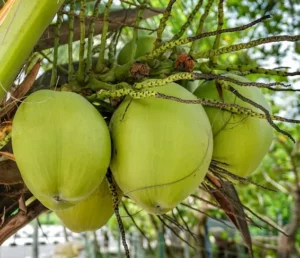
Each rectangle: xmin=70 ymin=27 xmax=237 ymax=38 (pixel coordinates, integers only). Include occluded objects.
xmin=0 ymin=199 xmax=47 ymax=245
xmin=35 ymin=8 xmax=164 ymax=51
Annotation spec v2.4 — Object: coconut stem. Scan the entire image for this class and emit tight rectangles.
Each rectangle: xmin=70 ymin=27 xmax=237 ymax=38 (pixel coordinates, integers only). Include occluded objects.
xmin=153 ymin=0 xmax=176 ymax=49
xmin=106 ymin=171 xmax=130 ymax=258
xmin=86 ymin=0 xmax=101 ymax=73
xmin=86 ymin=86 xmax=156 ymax=102
xmin=171 ymin=0 xmax=204 ymax=41
xmin=38 ymin=51 xmax=68 ymax=75
xmin=76 ymin=0 xmax=86 ymax=84
xmin=134 ymin=72 xmax=290 ymax=89
xmin=128 ymin=3 xmax=144 ymax=63
xmin=203 ymin=181 xmax=288 ymax=237
xmin=95 ymin=0 xmax=113 ymax=73
xmin=68 ymin=0 xmax=75 ymax=82
xmin=154 ymin=92 xmax=300 ymax=127
xmin=226 ymin=84 xmax=295 ymax=143
xmin=50 ymin=10 xmax=63 ymax=89
xmin=189 ymin=0 xmax=214 ymax=54
xmin=210 ymin=0 xmax=224 ymax=65
xmin=87 ymin=80 xmax=300 ymax=131
xmin=175 ymin=207 xmax=198 ymax=242
xmin=211 ymin=64 xmax=300 ymax=77
xmin=194 ymin=35 xmax=300 ymax=59
xmin=209 ymin=160 xmax=276 ymax=192
xmin=139 ymin=15 xmax=271 ymax=61
xmin=108 ymin=29 xmax=122 ymax=65
xmin=122 ymin=201 xmax=155 ymax=254
xmin=157 ymin=215 xmax=197 ymax=250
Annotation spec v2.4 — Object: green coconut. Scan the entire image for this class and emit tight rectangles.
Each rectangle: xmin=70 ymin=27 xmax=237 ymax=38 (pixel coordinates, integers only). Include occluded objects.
xmin=194 ymin=73 xmax=273 ymax=177
xmin=185 ymin=80 xmax=200 ymax=93
xmin=117 ymin=36 xmax=156 ymax=65
xmin=109 ymin=82 xmax=213 ymax=215
xmin=12 ymin=90 xmax=111 ymax=210
xmin=56 ymin=179 xmax=121 ymax=233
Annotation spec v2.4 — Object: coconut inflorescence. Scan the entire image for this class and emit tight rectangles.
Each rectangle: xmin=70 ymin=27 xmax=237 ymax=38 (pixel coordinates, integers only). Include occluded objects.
xmin=194 ymin=73 xmax=273 ymax=177
xmin=11 ymin=67 xmax=274 ymax=234
xmin=10 ymin=72 xmax=276 ymax=236
xmin=12 ymin=90 xmax=111 ymax=210
xmin=109 ymin=82 xmax=213 ymax=215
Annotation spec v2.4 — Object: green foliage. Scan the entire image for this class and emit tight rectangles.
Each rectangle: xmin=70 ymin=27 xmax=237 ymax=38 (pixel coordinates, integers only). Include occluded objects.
xmin=38 ymin=212 xmax=61 ymax=225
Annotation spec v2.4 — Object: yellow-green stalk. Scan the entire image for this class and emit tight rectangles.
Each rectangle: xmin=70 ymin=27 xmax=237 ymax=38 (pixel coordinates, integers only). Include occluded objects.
xmin=0 ymin=0 xmax=65 ymax=101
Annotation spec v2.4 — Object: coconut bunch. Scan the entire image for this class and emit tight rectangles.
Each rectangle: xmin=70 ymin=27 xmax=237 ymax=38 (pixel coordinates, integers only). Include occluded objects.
xmin=11 ymin=81 xmax=213 ymax=232
xmin=11 ymin=37 xmax=274 ymax=235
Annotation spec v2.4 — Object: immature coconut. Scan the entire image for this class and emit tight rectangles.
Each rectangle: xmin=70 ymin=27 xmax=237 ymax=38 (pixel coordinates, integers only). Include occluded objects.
xmin=110 ymin=82 xmax=213 ymax=215
xmin=194 ymin=73 xmax=273 ymax=177
xmin=117 ymin=36 xmax=156 ymax=65
xmin=56 ymin=179 xmax=121 ymax=233
xmin=12 ymin=90 xmax=111 ymax=210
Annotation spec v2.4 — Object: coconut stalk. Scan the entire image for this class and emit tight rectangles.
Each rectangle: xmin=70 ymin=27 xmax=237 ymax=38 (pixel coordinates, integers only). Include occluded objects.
xmin=0 ymin=0 xmax=65 ymax=101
